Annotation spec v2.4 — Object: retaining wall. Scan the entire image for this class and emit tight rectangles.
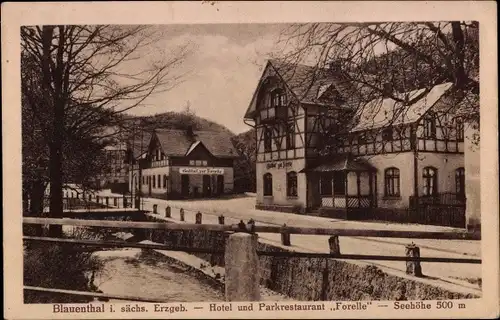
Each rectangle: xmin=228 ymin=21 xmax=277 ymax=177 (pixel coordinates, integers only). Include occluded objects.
xmin=139 ymin=215 xmax=478 ymax=301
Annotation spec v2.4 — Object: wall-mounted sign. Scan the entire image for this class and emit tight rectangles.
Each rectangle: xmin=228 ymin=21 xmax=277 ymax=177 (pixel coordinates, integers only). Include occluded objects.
xmin=266 ymin=161 xmax=293 ymax=170
xmin=179 ymin=167 xmax=224 ymax=175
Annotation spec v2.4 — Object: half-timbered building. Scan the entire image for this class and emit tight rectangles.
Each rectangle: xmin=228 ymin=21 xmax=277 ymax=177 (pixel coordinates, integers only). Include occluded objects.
xmin=244 ymin=59 xmax=467 ymax=227
xmin=128 ymin=127 xmax=239 ymax=199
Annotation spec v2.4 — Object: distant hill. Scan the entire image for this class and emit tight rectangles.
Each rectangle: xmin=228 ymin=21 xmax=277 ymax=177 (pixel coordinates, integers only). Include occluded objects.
xmin=121 ymin=111 xmax=235 ymax=136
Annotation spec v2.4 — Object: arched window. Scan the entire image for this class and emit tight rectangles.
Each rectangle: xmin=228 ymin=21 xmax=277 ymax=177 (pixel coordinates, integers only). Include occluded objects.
xmin=287 ymin=171 xmax=298 ymax=197
xmin=163 ymin=174 xmax=168 ymax=189
xmin=263 ymin=173 xmax=273 ymax=196
xmin=455 ymin=167 xmax=465 ymax=197
xmin=422 ymin=167 xmax=438 ymax=196
xmin=384 ymin=167 xmax=400 ymax=197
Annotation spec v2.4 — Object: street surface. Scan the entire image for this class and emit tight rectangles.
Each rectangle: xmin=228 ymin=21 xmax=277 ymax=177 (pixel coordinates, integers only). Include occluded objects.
xmin=100 ymin=192 xmax=482 ymax=296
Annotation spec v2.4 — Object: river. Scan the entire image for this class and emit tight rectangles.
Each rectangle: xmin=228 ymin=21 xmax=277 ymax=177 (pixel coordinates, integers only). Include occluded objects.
xmin=93 ymin=249 xmax=224 ymax=302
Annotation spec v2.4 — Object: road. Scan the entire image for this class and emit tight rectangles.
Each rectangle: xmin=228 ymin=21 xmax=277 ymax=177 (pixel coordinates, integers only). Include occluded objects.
xmin=100 ymin=192 xmax=482 ymax=296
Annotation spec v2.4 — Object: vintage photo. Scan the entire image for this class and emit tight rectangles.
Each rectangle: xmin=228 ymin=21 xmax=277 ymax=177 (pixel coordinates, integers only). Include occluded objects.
xmin=3 ymin=1 xmax=498 ymax=319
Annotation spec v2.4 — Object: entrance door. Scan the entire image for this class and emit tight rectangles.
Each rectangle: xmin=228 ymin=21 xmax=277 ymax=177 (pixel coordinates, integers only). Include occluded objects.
xmin=217 ymin=175 xmax=224 ymax=195
xmin=181 ymin=175 xmax=190 ymax=197
xmin=202 ymin=175 xmax=211 ymax=197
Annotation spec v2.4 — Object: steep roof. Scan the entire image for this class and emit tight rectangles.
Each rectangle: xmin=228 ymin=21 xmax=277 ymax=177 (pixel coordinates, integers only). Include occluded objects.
xmin=244 ymin=60 xmax=357 ymax=119
xmin=154 ymin=129 xmax=238 ymax=158
xmin=350 ymin=82 xmax=454 ymax=132
xmin=129 ymin=132 xmax=152 ymax=159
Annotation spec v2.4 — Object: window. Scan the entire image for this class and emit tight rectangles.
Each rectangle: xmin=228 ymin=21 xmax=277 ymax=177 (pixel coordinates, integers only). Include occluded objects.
xmin=152 ymin=175 xmax=156 ymax=188
xmin=422 ymin=167 xmax=438 ymax=196
xmin=271 ymin=89 xmax=286 ymax=107
xmin=456 ymin=118 xmax=464 ymax=141
xmin=357 ymin=133 xmax=366 ymax=144
xmin=320 ymin=174 xmax=332 ymax=196
xmin=263 ymin=173 xmax=273 ymax=196
xmin=163 ymin=174 xmax=168 ymax=189
xmin=287 ymin=171 xmax=298 ymax=197
xmin=455 ymin=168 xmax=465 ymax=196
xmin=333 ymin=171 xmax=346 ymax=195
xmin=382 ymin=128 xmax=393 ymax=141
xmin=384 ymin=167 xmax=400 ymax=197
xmin=286 ymin=122 xmax=295 ymax=149
xmin=264 ymin=127 xmax=272 ymax=152
xmin=424 ymin=116 xmax=436 ymax=138
xmin=202 ymin=160 xmax=208 ymax=166
xmin=157 ymin=175 xmax=161 ymax=188
xmin=189 ymin=160 xmax=195 ymax=166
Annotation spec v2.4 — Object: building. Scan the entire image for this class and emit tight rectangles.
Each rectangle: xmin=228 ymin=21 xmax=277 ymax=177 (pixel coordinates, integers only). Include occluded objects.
xmin=243 ymin=59 xmax=469 ymax=227
xmin=129 ymin=127 xmax=239 ymax=199
xmin=97 ymin=144 xmax=129 ymax=193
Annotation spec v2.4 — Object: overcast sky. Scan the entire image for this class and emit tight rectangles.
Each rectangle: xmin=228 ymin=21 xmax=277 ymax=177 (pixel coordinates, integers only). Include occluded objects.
xmin=125 ymin=24 xmax=292 ymax=134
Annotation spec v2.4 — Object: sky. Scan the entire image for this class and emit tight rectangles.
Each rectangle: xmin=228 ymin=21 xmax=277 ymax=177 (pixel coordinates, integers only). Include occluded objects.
xmin=124 ymin=24 xmax=292 ymax=134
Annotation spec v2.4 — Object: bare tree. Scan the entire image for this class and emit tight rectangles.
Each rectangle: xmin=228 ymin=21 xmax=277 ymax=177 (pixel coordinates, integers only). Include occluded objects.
xmin=275 ymin=21 xmax=479 ymax=149
xmin=21 ymin=25 xmax=190 ymax=236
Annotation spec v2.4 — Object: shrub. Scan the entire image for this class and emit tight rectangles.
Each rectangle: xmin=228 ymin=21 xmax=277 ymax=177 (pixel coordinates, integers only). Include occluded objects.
xmin=24 ymin=240 xmax=103 ymax=303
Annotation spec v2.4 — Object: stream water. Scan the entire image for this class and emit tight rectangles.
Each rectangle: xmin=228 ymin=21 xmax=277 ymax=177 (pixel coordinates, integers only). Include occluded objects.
xmin=93 ymin=249 xmax=224 ymax=302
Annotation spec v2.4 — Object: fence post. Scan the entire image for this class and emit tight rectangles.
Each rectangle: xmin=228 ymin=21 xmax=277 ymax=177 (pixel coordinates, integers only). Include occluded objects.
xmin=218 ymin=215 xmax=225 ymax=225
xmin=165 ymin=206 xmax=171 ymax=218
xmin=225 ymin=233 xmax=260 ymax=301
xmin=281 ymin=224 xmax=291 ymax=246
xmin=405 ymin=243 xmax=423 ymax=277
xmin=195 ymin=212 xmax=202 ymax=224
xmin=328 ymin=236 xmax=340 ymax=256
xmin=180 ymin=208 xmax=185 ymax=222
xmin=153 ymin=204 xmax=158 ymax=214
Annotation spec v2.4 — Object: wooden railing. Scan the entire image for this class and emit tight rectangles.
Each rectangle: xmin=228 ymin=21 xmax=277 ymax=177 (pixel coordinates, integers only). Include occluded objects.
xmin=22 ymin=215 xmax=481 ymax=302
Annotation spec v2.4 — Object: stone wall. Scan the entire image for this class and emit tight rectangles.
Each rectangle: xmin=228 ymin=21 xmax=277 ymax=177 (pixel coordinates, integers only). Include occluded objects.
xmin=137 ymin=216 xmax=477 ymax=301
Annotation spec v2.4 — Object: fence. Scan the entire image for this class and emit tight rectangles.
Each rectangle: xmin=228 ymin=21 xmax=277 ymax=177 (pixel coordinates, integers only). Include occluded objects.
xmin=409 ymin=193 xmax=466 ymax=228
xmin=23 ymin=215 xmax=481 ymax=302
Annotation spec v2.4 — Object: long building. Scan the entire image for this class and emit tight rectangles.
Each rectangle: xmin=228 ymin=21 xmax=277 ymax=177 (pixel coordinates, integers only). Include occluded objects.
xmin=129 ymin=127 xmax=239 ymax=199
xmin=243 ymin=59 xmax=470 ymax=228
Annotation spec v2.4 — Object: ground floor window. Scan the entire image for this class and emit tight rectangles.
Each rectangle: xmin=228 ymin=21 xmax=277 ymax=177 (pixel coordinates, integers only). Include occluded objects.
xmin=163 ymin=174 xmax=168 ymax=189
xmin=333 ymin=171 xmax=346 ymax=195
xmin=422 ymin=166 xmax=438 ymax=196
xmin=384 ymin=167 xmax=400 ymax=197
xmin=157 ymin=175 xmax=161 ymax=188
xmin=287 ymin=171 xmax=298 ymax=197
xmin=263 ymin=173 xmax=273 ymax=196
xmin=152 ymin=175 xmax=156 ymax=188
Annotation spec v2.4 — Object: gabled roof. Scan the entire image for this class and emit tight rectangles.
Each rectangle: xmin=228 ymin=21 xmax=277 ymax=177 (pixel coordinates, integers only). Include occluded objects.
xmin=350 ymin=82 xmax=454 ymax=132
xmin=129 ymin=132 xmax=152 ymax=159
xmin=154 ymin=129 xmax=238 ymax=158
xmin=244 ymin=59 xmax=356 ymax=119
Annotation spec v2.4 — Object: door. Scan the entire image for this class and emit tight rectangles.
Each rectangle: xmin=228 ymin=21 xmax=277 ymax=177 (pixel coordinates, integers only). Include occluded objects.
xmin=217 ymin=175 xmax=224 ymax=195
xmin=181 ymin=175 xmax=190 ymax=197
xmin=202 ymin=175 xmax=211 ymax=197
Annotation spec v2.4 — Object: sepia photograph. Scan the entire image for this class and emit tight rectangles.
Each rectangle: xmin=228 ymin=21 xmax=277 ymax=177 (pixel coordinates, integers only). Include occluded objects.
xmin=3 ymin=1 xmax=498 ymax=319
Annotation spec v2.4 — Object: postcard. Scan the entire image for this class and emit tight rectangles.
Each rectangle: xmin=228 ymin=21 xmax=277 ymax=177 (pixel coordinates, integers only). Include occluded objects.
xmin=2 ymin=1 xmax=498 ymax=319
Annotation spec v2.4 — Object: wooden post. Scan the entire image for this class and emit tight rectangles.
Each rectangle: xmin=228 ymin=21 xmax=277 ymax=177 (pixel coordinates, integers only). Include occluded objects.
xmin=225 ymin=233 xmax=260 ymax=301
xmin=281 ymin=224 xmax=291 ymax=246
xmin=153 ymin=204 xmax=158 ymax=214
xmin=180 ymin=208 xmax=185 ymax=222
xmin=195 ymin=211 xmax=202 ymax=224
xmin=405 ymin=243 xmax=423 ymax=277
xmin=218 ymin=215 xmax=225 ymax=225
xmin=328 ymin=236 xmax=340 ymax=256
xmin=165 ymin=206 xmax=171 ymax=218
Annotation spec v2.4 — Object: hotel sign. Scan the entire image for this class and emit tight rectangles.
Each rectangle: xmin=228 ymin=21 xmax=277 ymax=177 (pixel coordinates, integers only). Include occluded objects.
xmin=266 ymin=161 xmax=293 ymax=170
xmin=179 ymin=167 xmax=224 ymax=175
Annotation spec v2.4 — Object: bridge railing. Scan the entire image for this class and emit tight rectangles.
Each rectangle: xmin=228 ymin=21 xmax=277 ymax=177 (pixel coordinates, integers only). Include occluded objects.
xmin=22 ymin=216 xmax=481 ymax=303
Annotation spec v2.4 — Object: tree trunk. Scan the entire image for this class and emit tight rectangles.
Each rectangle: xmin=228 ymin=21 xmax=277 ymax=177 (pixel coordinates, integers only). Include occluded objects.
xmin=26 ymin=179 xmax=46 ymax=236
